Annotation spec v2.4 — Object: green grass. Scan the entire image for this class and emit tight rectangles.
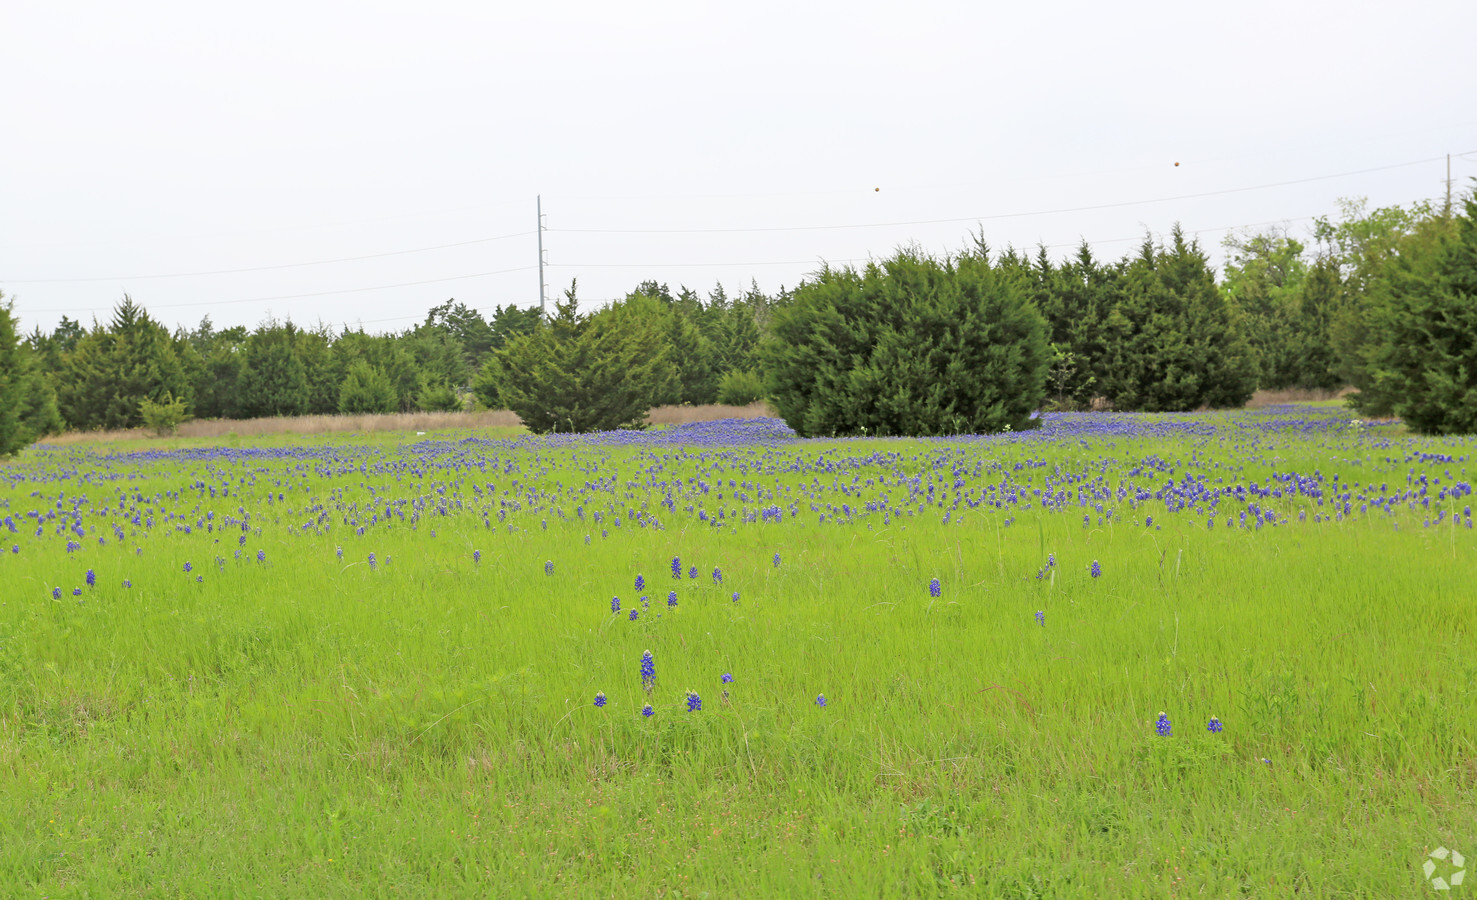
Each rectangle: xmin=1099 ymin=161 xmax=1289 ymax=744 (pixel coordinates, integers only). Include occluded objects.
xmin=1 ymin=416 xmax=1474 ymax=897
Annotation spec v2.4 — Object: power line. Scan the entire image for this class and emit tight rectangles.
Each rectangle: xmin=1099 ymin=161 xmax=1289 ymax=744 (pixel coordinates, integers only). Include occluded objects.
xmin=550 ymin=216 xmax=1319 ymax=271
xmin=1 ymin=230 xmax=537 ymax=284
xmin=18 ymin=266 xmax=538 ymax=315
xmin=548 ymin=155 xmax=1463 ymax=235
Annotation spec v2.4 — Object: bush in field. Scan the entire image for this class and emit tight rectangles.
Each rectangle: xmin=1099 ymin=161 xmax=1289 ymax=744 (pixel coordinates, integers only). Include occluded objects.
xmin=716 ymin=369 xmax=765 ymax=406
xmin=338 ymin=360 xmax=398 ymax=414
xmin=761 ymin=249 xmax=1049 ymax=436
xmin=139 ymin=392 xmax=189 ymax=436
xmin=496 ymin=285 xmax=674 ymax=433
xmin=416 ymin=381 xmax=463 ymax=413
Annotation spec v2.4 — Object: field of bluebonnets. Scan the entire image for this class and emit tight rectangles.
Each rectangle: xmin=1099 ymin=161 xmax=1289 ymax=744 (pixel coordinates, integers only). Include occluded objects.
xmin=2 ymin=404 xmax=1475 ymax=897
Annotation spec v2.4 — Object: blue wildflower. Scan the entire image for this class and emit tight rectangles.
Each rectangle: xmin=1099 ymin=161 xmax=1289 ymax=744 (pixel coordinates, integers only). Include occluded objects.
xmin=336 ymin=547 xmax=344 ymax=559
xmin=721 ymin=673 xmax=734 ymax=684
xmin=640 ymin=650 xmax=655 ymax=691
xmin=611 ymin=596 xmax=621 ymax=613
xmin=731 ymin=591 xmax=740 ymax=603
xmin=671 ymin=556 xmax=681 ymax=578
xmin=712 ymin=567 xmax=723 ymax=585
xmin=928 ymin=578 xmax=941 ymax=598
xmin=773 ymin=553 xmax=781 ymax=568
xmin=815 ymin=694 xmax=828 ymax=708
xmin=183 ymin=561 xmax=192 ymax=573
xmin=667 ymin=591 xmax=677 ymax=608
xmin=628 ymin=609 xmax=638 ymax=621
xmin=86 ymin=569 xmax=95 ymax=588
xmin=1091 ymin=560 xmax=1101 ymax=578
xmin=545 ymin=560 xmax=554 ymax=576
xmin=73 ymin=588 xmax=82 ymax=597
xmin=641 ymin=704 xmax=654 ymax=718
xmin=52 ymin=588 xmax=61 ymax=600
xmin=368 ymin=553 xmax=377 ymax=570
xmin=635 ymin=573 xmax=645 ymax=590
xmin=594 ymin=692 xmax=607 ymax=708
xmin=1035 ymin=609 xmax=1045 ymax=626
xmin=123 ymin=580 xmax=131 ymax=588
xmin=686 ymin=691 xmax=702 ymax=712
xmin=1155 ymin=712 xmax=1172 ymax=736
xmin=1207 ymin=716 xmax=1223 ymax=733
xmin=688 ymin=566 xmax=698 ymax=580
xmin=473 ymin=550 xmax=481 ymax=564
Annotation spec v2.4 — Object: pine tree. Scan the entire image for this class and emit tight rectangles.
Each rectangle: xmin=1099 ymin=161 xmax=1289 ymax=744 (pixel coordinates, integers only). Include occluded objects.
xmin=338 ymin=359 xmax=398 ymax=414
xmin=237 ymin=320 xmax=310 ymax=419
xmin=1365 ymin=194 xmax=1477 ymax=433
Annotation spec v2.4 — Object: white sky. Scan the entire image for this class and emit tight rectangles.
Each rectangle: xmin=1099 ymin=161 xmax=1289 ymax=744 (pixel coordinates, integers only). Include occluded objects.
xmin=3 ymin=0 xmax=1475 ymax=336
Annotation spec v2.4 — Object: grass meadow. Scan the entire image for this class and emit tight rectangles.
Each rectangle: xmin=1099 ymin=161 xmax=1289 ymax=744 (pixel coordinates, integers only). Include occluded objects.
xmin=2 ymin=407 xmax=1474 ymax=898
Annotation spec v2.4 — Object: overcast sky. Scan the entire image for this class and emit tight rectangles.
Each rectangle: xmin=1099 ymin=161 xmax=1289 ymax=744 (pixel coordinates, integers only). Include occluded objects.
xmin=4 ymin=0 xmax=1475 ymax=337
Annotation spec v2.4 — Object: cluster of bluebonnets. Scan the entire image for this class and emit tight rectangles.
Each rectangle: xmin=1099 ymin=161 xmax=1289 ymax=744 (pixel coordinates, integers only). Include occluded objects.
xmin=4 ymin=406 xmax=1473 ymax=737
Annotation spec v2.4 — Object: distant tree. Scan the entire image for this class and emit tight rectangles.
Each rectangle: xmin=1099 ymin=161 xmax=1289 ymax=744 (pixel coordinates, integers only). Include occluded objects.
xmin=1221 ymin=228 xmax=1310 ymax=389
xmin=297 ymin=324 xmax=338 ymax=415
xmin=1358 ymin=192 xmax=1477 ymax=433
xmin=496 ymin=282 xmax=674 ymax=433
xmin=762 ymin=248 xmax=1049 ymax=436
xmin=236 ymin=320 xmax=310 ymax=418
xmin=56 ymin=297 xmax=189 ymax=430
xmin=415 ymin=381 xmax=463 ymax=412
xmin=423 ymin=299 xmax=498 ymax=374
xmin=0 ymin=297 xmax=63 ymax=454
xmin=338 ymin=359 xmax=398 ymax=414
xmin=1098 ymin=228 xmax=1256 ymax=411
xmin=489 ymin=304 xmax=542 ymax=351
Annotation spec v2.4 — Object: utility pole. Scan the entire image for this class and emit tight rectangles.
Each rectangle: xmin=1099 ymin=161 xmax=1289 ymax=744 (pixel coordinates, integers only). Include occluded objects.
xmin=1445 ymin=154 xmax=1453 ymax=218
xmin=537 ymin=194 xmax=547 ymax=318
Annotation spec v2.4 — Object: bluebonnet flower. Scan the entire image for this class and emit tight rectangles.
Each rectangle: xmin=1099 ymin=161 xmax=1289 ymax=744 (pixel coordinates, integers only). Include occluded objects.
xmin=368 ymin=553 xmax=377 ymax=570
xmin=815 ymin=694 xmax=827 ymax=708
xmin=686 ymin=691 xmax=702 ymax=712
xmin=123 ymin=580 xmax=131 ymax=588
xmin=183 ymin=561 xmax=192 ymax=573
xmin=773 ymin=553 xmax=781 ymax=568
xmin=635 ymin=573 xmax=645 ymax=590
xmin=628 ymin=609 xmax=638 ymax=621
xmin=731 ymin=591 xmax=740 ymax=603
xmin=721 ymin=673 xmax=734 ymax=684
xmin=641 ymin=704 xmax=654 ymax=718
xmin=1145 ymin=516 xmax=1153 ymax=527
xmin=640 ymin=650 xmax=655 ymax=691
xmin=640 ymin=595 xmax=649 ymax=608
xmin=1047 ymin=553 xmax=1055 ymax=568
xmin=671 ymin=556 xmax=682 ymax=579
xmin=545 ymin=560 xmax=554 ymax=576
xmin=86 ymin=569 xmax=95 ymax=588
xmin=1090 ymin=560 xmax=1101 ymax=578
xmin=928 ymin=578 xmax=941 ymax=598
xmin=73 ymin=588 xmax=82 ymax=597
xmin=52 ymin=588 xmax=61 ymax=600
xmin=712 ymin=567 xmax=723 ymax=585
xmin=688 ymin=566 xmax=698 ymax=580
xmin=667 ymin=591 xmax=677 ymax=608
xmin=611 ymin=596 xmax=621 ymax=613
xmin=336 ymin=547 xmax=344 ymax=559
xmin=594 ymin=692 xmax=607 ymax=708
xmin=196 ymin=576 xmax=203 ymax=583
xmin=1155 ymin=711 xmax=1172 ymax=736
xmin=1035 ymin=609 xmax=1045 ymax=626
xmin=473 ymin=550 xmax=481 ymax=564
xmin=1207 ymin=716 xmax=1223 ymax=733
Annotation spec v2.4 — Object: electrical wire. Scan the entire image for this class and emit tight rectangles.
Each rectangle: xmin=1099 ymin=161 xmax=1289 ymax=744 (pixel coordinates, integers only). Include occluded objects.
xmin=547 ymin=155 xmax=1465 ymax=235
xmin=20 ymin=266 xmax=538 ymax=315
xmin=2 ymin=231 xmax=537 ymax=284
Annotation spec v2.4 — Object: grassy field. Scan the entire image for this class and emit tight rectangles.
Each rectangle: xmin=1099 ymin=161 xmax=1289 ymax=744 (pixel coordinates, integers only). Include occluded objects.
xmin=1 ymin=408 xmax=1473 ymax=897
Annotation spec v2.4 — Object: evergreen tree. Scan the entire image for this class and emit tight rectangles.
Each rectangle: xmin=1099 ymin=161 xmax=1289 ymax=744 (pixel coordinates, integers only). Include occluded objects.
xmin=1220 ymin=230 xmax=1310 ymax=389
xmin=1099 ymin=228 xmax=1255 ymax=411
xmin=236 ymin=320 xmax=310 ymax=419
xmin=1361 ymin=193 xmax=1477 ymax=433
xmin=338 ymin=359 xmax=398 ymax=414
xmin=762 ymin=249 xmax=1049 ymax=437
xmin=56 ymin=297 xmax=189 ymax=430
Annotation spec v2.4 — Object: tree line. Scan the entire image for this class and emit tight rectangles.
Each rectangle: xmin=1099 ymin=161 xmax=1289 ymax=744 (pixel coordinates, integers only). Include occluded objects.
xmin=2 ymin=189 xmax=1474 ymax=454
